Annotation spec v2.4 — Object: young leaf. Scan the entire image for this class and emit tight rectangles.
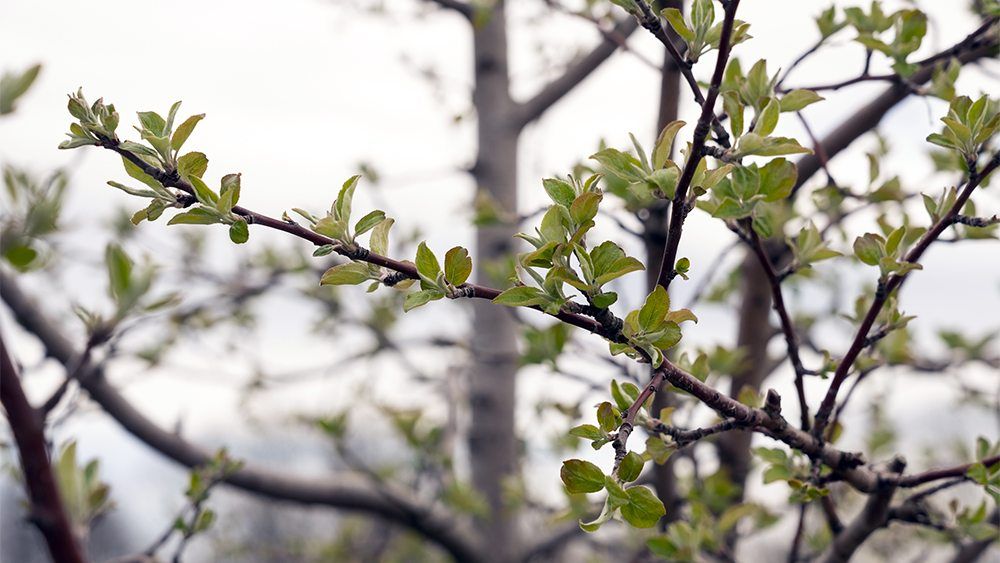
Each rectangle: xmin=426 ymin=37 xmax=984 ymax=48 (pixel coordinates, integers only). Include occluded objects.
xmin=620 ymin=486 xmax=666 ymax=528
xmin=415 ymin=242 xmax=441 ymax=284
xmin=444 ymin=246 xmax=473 ymax=286
xmin=493 ymin=286 xmax=547 ymax=307
xmin=320 ymin=262 xmax=371 ymax=286
xmin=619 ymin=451 xmax=644 ymax=482
xmin=228 ymin=219 xmax=249 ymax=244
xmin=560 ymin=460 xmax=605 ymax=494
xmin=404 ymin=289 xmax=443 ymax=312
xmin=171 ymin=114 xmax=205 ymax=151
xmin=354 ymin=210 xmax=385 ymax=237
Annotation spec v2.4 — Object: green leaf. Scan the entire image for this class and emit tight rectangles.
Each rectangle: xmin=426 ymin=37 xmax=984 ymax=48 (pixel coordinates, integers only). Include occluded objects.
xmin=228 ymin=219 xmax=249 ymax=244
xmin=122 ymin=157 xmax=164 ymax=193
xmin=168 ymin=208 xmax=222 ymax=225
xmin=218 ymin=173 xmax=241 ymax=213
xmin=320 ymin=262 xmax=371 ymax=286
xmin=570 ymin=192 xmax=601 ymax=225
xmin=753 ymin=97 xmax=780 ymax=137
xmin=569 ymin=424 xmax=605 ymax=441
xmin=313 ymin=244 xmax=336 ymax=257
xmin=369 ymin=218 xmax=393 ymax=256
xmin=105 ymin=243 xmax=133 ymax=301
xmin=661 ymin=8 xmax=694 ymax=41
xmin=171 ymin=114 xmax=204 ymax=151
xmin=619 ymin=451 xmax=644 ymax=482
xmin=543 ymin=178 xmax=576 ymax=207
xmin=493 ymin=286 xmax=547 ymax=307
xmin=177 ymin=152 xmax=209 ymax=180
xmin=652 ymin=120 xmax=686 ymax=169
xmin=596 ymin=402 xmax=620 ymax=433
xmin=415 ymin=242 xmax=441 ymax=285
xmin=594 ymin=257 xmax=644 ymax=287
xmin=0 ymin=63 xmax=42 ymax=115
xmin=188 ymin=176 xmax=218 ymax=206
xmin=444 ymin=246 xmax=473 ymax=286
xmin=620 ymin=486 xmax=665 ymax=528
xmin=758 ymin=158 xmax=796 ymax=202
xmin=560 ymin=460 xmax=606 ymax=494
xmin=137 ymin=111 xmax=166 ymax=136
xmin=403 ymin=289 xmax=443 ymax=312
xmin=591 ymin=148 xmax=645 ymax=182
xmin=853 ymin=233 xmax=885 ymax=266
xmin=354 ymin=210 xmax=385 ymax=237
xmin=638 ymin=286 xmax=670 ymax=332
xmin=780 ymin=89 xmax=824 ymax=112
xmin=336 ymin=175 xmax=361 ymax=222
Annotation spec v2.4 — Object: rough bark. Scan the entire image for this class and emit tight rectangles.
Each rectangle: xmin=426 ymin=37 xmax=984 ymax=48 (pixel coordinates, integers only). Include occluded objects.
xmin=469 ymin=3 xmax=520 ymax=559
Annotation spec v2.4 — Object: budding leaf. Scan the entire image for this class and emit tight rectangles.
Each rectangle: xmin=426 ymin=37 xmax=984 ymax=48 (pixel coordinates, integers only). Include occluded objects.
xmin=560 ymin=460 xmax=605 ymax=494
xmin=620 ymin=486 xmax=665 ymax=528
xmin=320 ymin=262 xmax=371 ymax=286
xmin=228 ymin=219 xmax=249 ymax=244
xmin=444 ymin=246 xmax=473 ymax=286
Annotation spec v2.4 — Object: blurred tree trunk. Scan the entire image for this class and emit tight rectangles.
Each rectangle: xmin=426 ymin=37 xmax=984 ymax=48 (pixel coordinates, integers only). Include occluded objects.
xmin=647 ymin=0 xmax=683 ymax=527
xmin=469 ymin=3 xmax=520 ymax=560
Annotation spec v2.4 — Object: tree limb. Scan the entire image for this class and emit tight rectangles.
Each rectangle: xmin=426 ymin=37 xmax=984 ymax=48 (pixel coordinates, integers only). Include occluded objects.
xmin=0 ymin=333 xmax=87 ymax=563
xmin=0 ymin=270 xmax=484 ymax=562
xmin=514 ymin=17 xmax=640 ymax=127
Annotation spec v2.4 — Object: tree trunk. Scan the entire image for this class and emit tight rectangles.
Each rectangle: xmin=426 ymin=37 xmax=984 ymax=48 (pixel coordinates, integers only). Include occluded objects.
xmin=716 ymin=253 xmax=771 ymax=499
xmin=469 ymin=3 xmax=520 ymax=559
xmin=647 ymin=0 xmax=683 ymax=525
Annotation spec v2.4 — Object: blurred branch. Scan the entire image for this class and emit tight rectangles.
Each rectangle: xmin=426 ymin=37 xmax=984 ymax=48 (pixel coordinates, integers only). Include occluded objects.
xmin=0 ymin=333 xmax=87 ymax=563
xmin=0 ymin=269 xmax=484 ymax=562
xmin=515 ymin=16 xmax=640 ymax=127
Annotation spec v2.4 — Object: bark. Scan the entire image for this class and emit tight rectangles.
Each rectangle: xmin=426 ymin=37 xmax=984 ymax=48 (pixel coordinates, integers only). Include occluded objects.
xmin=469 ymin=3 xmax=520 ymax=559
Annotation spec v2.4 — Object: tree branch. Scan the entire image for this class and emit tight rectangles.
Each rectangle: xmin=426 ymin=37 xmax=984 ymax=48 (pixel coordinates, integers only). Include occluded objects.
xmin=514 ymin=16 xmax=640 ymax=127
xmin=630 ymin=0 xmax=731 ymax=148
xmin=654 ymin=0 xmax=741 ymax=289
xmin=812 ymin=152 xmax=1000 ymax=439
xmin=818 ymin=457 xmax=906 ymax=563
xmin=0 ymin=270 xmax=484 ymax=562
xmin=793 ymin=21 xmax=998 ymax=196
xmin=0 ymin=333 xmax=87 ymax=563
xmin=745 ymin=222 xmax=812 ymax=430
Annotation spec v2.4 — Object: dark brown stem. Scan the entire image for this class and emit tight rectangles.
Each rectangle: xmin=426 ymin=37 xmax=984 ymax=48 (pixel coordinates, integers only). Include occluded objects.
xmin=0 ymin=335 xmax=87 ymax=563
xmin=745 ymin=222 xmax=811 ymax=430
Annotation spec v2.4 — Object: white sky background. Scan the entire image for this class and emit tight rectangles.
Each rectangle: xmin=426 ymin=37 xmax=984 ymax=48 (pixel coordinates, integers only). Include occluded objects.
xmin=1 ymin=0 xmax=999 ymax=558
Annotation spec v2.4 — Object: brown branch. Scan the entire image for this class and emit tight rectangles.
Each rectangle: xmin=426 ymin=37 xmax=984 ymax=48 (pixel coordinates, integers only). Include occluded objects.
xmin=818 ymin=457 xmax=906 ymax=563
xmin=0 ymin=334 xmax=87 ymax=563
xmin=0 ymin=270 xmax=484 ymax=562
xmin=94 ymin=135 xmax=619 ymax=342
xmin=648 ymin=417 xmax=744 ymax=447
xmin=812 ymin=153 xmax=1000 ymax=439
xmin=654 ymin=0 xmax=741 ymax=290
xmin=515 ymin=16 xmax=640 ymax=127
xmin=745 ymin=221 xmax=812 ymax=430
xmin=898 ymin=455 xmax=1000 ymax=488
